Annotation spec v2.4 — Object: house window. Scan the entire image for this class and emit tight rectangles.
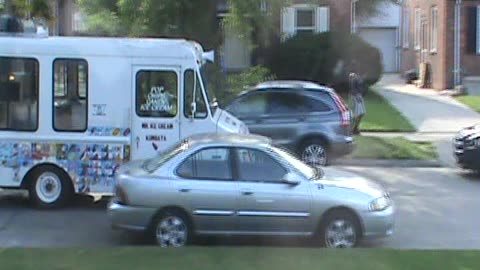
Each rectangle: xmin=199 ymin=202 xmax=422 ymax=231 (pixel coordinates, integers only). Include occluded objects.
xmin=403 ymin=8 xmax=410 ymax=48
xmin=430 ymin=6 xmax=438 ymax=53
xmin=414 ymin=8 xmax=421 ymax=50
xmin=477 ymin=6 xmax=480 ymax=54
xmin=53 ymin=59 xmax=88 ymax=132
xmin=466 ymin=6 xmax=480 ymax=55
xmin=281 ymin=5 xmax=329 ymax=40
xmin=0 ymin=57 xmax=39 ymax=131
xmin=295 ymin=8 xmax=315 ymax=35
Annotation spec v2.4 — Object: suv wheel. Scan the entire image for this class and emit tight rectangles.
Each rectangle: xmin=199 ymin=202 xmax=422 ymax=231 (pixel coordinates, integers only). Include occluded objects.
xmin=300 ymin=139 xmax=328 ymax=166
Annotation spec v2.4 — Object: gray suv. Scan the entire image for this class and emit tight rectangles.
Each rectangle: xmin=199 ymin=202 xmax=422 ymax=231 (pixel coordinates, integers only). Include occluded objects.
xmin=225 ymin=81 xmax=354 ymax=165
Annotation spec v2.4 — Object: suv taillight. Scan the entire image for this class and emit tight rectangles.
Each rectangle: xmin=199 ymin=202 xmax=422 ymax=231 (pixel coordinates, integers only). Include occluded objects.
xmin=331 ymin=93 xmax=351 ymax=128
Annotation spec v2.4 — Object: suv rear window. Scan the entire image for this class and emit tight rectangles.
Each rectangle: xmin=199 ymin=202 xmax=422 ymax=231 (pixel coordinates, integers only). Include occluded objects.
xmin=305 ymin=90 xmax=337 ymax=111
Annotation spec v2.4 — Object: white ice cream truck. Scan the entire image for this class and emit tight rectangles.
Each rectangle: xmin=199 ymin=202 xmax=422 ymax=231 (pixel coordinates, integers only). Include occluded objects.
xmin=0 ymin=35 xmax=248 ymax=208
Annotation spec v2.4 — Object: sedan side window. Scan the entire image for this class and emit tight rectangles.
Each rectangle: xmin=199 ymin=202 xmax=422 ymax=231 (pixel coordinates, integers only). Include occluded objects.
xmin=177 ymin=148 xmax=232 ymax=180
xmin=234 ymin=148 xmax=287 ymax=183
xmin=227 ymin=92 xmax=268 ymax=117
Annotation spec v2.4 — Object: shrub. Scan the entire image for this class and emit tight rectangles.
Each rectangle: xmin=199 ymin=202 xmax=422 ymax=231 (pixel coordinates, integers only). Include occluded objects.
xmin=265 ymin=32 xmax=383 ymax=93
xmin=227 ymin=66 xmax=275 ymax=95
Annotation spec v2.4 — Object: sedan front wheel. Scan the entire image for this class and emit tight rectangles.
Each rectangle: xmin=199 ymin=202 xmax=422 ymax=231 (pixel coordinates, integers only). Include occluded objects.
xmin=320 ymin=211 xmax=361 ymax=248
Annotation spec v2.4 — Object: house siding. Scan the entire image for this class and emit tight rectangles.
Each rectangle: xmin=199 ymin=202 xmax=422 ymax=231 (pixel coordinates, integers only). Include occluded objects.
xmin=402 ymin=0 xmax=480 ymax=90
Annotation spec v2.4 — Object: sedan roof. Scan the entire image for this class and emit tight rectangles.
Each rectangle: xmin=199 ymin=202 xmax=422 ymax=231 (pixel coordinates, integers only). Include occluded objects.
xmin=185 ymin=133 xmax=271 ymax=148
xmin=253 ymin=80 xmax=334 ymax=92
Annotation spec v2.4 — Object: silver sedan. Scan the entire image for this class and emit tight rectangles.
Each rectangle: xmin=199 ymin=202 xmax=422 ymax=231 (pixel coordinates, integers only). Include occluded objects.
xmin=108 ymin=133 xmax=394 ymax=248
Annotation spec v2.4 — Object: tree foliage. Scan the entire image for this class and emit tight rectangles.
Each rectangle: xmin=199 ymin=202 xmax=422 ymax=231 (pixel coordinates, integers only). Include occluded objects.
xmin=9 ymin=0 xmax=52 ymax=21
xmin=78 ymin=0 xmax=220 ymax=49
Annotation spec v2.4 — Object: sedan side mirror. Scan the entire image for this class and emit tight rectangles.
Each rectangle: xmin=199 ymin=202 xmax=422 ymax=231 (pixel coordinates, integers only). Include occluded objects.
xmin=282 ymin=172 xmax=301 ymax=185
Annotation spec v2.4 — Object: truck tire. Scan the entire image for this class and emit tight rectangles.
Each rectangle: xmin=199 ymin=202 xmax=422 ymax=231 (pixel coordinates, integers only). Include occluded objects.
xmin=28 ymin=166 xmax=74 ymax=209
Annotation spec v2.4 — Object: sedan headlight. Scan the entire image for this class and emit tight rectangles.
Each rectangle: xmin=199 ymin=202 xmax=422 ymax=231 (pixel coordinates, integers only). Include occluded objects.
xmin=369 ymin=196 xmax=392 ymax=212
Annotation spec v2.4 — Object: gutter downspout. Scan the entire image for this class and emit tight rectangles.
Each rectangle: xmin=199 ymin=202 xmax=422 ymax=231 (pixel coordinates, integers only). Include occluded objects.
xmin=454 ymin=0 xmax=462 ymax=86
xmin=351 ymin=0 xmax=359 ymax=33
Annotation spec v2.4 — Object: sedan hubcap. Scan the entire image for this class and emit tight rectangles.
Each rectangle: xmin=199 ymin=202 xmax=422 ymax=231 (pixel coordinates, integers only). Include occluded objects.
xmin=156 ymin=216 xmax=187 ymax=247
xmin=302 ymin=144 xmax=327 ymax=166
xmin=325 ymin=219 xmax=356 ymax=248
xmin=35 ymin=172 xmax=62 ymax=204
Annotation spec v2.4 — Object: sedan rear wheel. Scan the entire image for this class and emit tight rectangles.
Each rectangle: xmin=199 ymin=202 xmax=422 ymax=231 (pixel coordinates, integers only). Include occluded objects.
xmin=152 ymin=211 xmax=191 ymax=247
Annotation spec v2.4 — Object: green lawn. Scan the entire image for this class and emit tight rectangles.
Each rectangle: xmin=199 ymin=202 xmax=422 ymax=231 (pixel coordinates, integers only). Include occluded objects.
xmin=1 ymin=248 xmax=479 ymax=270
xmin=349 ymin=136 xmax=438 ymax=160
xmin=456 ymin=96 xmax=480 ymax=113
xmin=355 ymin=91 xmax=416 ymax=132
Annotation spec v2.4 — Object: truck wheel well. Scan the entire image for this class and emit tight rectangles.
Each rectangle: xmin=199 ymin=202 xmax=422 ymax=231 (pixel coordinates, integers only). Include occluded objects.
xmin=21 ymin=163 xmax=74 ymax=192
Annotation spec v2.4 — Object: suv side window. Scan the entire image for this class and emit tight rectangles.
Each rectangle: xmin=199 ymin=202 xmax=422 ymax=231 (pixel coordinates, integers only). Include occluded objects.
xmin=303 ymin=94 xmax=332 ymax=112
xmin=267 ymin=92 xmax=304 ymax=115
xmin=177 ymin=148 xmax=232 ymax=180
xmin=234 ymin=148 xmax=287 ymax=183
xmin=227 ymin=92 xmax=268 ymax=117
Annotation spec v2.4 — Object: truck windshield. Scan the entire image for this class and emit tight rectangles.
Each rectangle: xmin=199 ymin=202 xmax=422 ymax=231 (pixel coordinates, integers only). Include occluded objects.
xmin=200 ymin=66 xmax=218 ymax=115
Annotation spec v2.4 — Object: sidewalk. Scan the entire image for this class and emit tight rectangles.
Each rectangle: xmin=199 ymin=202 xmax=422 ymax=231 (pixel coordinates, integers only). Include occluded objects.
xmin=372 ymin=74 xmax=480 ymax=168
xmin=375 ymin=74 xmax=480 ymax=133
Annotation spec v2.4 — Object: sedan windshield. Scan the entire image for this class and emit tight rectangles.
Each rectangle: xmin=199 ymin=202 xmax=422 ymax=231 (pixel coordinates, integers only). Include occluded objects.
xmin=270 ymin=146 xmax=318 ymax=179
xmin=143 ymin=141 xmax=189 ymax=173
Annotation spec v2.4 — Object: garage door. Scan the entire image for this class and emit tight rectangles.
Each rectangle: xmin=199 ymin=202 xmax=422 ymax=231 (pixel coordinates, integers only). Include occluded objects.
xmin=358 ymin=28 xmax=398 ymax=73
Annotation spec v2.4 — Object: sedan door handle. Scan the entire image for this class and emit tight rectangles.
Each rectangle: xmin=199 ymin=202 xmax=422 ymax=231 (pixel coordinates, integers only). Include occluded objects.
xmin=241 ymin=190 xmax=254 ymax=196
xmin=179 ymin=188 xmax=191 ymax=193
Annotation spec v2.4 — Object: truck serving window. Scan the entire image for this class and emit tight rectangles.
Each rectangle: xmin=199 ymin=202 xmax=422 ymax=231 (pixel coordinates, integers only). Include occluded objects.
xmin=53 ymin=59 xmax=88 ymax=132
xmin=0 ymin=57 xmax=39 ymax=131
xmin=136 ymin=70 xmax=178 ymax=118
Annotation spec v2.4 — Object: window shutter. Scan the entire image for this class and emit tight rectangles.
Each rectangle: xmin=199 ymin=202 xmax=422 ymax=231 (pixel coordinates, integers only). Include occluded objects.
xmin=281 ymin=7 xmax=295 ymax=41
xmin=315 ymin=6 xmax=330 ymax=33
xmin=466 ymin=6 xmax=478 ymax=54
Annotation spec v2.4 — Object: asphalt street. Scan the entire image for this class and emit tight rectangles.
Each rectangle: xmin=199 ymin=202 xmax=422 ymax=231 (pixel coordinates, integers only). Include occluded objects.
xmin=0 ymin=166 xmax=479 ymax=249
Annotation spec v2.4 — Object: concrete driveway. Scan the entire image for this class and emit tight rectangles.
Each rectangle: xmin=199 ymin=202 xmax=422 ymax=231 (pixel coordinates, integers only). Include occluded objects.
xmin=0 ymin=166 xmax=479 ymax=249
xmin=376 ymin=75 xmax=480 ymax=133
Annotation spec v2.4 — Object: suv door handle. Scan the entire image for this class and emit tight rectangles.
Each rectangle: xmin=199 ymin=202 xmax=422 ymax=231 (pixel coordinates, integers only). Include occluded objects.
xmin=241 ymin=190 xmax=254 ymax=196
xmin=179 ymin=188 xmax=191 ymax=193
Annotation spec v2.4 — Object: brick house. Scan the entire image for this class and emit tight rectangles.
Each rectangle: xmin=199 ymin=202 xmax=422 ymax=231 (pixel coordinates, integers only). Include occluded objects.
xmin=400 ymin=0 xmax=480 ymax=90
xmin=220 ymin=0 xmax=356 ymax=73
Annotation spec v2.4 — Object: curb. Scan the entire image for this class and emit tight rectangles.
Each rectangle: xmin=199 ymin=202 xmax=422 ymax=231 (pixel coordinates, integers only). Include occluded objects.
xmin=333 ymin=159 xmax=443 ymax=168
